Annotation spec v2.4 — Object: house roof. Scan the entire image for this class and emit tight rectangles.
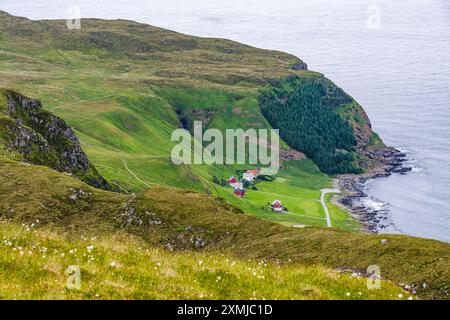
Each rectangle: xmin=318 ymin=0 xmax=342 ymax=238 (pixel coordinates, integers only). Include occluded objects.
xmin=246 ymin=169 xmax=261 ymax=176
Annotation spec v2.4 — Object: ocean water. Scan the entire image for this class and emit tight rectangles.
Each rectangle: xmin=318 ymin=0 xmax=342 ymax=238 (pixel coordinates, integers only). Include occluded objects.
xmin=1 ymin=0 xmax=449 ymax=242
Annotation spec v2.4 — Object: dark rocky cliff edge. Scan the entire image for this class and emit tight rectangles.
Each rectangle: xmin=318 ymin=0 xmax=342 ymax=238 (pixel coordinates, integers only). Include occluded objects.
xmin=0 ymin=89 xmax=112 ymax=190
xmin=337 ymin=146 xmax=411 ymax=232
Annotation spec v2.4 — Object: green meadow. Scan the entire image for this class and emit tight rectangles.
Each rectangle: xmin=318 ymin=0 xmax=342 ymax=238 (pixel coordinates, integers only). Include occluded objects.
xmin=0 ymin=222 xmax=405 ymax=300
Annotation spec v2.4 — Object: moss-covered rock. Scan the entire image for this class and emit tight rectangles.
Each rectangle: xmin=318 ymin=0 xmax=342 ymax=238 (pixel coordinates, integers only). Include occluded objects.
xmin=0 ymin=89 xmax=112 ymax=190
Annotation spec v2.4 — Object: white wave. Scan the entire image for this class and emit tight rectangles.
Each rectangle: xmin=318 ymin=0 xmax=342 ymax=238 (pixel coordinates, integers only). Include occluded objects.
xmin=363 ymin=198 xmax=388 ymax=212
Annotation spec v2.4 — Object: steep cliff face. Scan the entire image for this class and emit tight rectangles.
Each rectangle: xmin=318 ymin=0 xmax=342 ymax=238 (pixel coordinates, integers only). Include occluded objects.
xmin=0 ymin=89 xmax=111 ymax=190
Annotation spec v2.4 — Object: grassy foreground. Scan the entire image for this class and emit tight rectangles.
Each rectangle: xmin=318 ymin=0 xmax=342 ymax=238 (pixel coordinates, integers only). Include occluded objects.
xmin=0 ymin=222 xmax=405 ymax=300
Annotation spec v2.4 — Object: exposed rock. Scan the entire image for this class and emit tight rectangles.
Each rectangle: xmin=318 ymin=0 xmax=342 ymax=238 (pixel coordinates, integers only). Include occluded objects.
xmin=118 ymin=201 xmax=164 ymax=228
xmin=119 ymin=198 xmax=143 ymax=227
xmin=145 ymin=211 xmax=162 ymax=225
xmin=190 ymin=236 xmax=206 ymax=249
xmin=280 ymin=148 xmax=306 ymax=161
xmin=176 ymin=107 xmax=224 ymax=131
xmin=290 ymin=62 xmax=308 ymax=71
xmin=336 ymin=145 xmax=411 ymax=233
xmin=67 ymin=188 xmax=92 ymax=202
xmin=1 ymin=90 xmax=112 ymax=190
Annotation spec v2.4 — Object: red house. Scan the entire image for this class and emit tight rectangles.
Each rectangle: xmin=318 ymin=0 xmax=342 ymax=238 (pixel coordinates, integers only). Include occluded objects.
xmin=271 ymin=200 xmax=284 ymax=212
xmin=234 ymin=187 xmax=246 ymax=197
xmin=227 ymin=176 xmax=238 ymax=186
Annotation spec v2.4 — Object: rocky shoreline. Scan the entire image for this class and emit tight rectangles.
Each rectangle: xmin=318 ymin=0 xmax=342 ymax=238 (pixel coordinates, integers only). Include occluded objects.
xmin=336 ymin=147 xmax=411 ymax=233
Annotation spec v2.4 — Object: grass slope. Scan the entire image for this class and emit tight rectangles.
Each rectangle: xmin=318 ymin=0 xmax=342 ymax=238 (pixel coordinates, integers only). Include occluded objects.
xmin=0 ymin=223 xmax=404 ymax=300
xmin=0 ymin=158 xmax=448 ymax=299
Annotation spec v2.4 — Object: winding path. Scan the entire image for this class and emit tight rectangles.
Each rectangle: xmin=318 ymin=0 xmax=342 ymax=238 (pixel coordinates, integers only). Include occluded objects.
xmin=122 ymin=160 xmax=151 ymax=188
xmin=319 ymin=188 xmax=340 ymax=228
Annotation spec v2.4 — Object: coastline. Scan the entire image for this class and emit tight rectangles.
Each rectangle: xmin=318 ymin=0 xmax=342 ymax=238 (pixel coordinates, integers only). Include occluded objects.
xmin=336 ymin=147 xmax=411 ymax=233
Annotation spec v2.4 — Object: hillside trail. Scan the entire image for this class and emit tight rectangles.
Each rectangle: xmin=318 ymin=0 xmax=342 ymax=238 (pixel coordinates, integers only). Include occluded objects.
xmin=320 ymin=188 xmax=340 ymax=227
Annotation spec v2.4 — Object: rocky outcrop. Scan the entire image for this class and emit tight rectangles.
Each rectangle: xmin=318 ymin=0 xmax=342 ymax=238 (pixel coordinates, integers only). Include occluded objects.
xmin=337 ymin=146 xmax=411 ymax=232
xmin=280 ymin=148 xmax=306 ymax=161
xmin=0 ymin=89 xmax=112 ymax=190
xmin=290 ymin=62 xmax=308 ymax=71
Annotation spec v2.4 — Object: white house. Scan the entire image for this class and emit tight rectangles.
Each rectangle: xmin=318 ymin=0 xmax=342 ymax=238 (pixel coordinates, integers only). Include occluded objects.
xmin=242 ymin=168 xmax=261 ymax=182
xmin=242 ymin=172 xmax=255 ymax=182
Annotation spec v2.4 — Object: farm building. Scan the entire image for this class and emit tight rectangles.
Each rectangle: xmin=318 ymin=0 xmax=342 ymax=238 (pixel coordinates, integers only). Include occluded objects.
xmin=271 ymin=200 xmax=284 ymax=212
xmin=227 ymin=176 xmax=239 ymax=188
xmin=242 ymin=172 xmax=255 ymax=182
xmin=234 ymin=187 xmax=246 ymax=197
xmin=243 ymin=168 xmax=261 ymax=182
xmin=247 ymin=168 xmax=261 ymax=176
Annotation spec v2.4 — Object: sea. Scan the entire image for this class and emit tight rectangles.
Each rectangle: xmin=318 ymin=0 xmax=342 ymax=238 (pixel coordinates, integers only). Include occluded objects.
xmin=1 ymin=0 xmax=449 ymax=242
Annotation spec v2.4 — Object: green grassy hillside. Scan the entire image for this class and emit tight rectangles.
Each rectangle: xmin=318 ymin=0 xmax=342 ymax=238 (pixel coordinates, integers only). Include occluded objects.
xmin=0 ymin=222 xmax=405 ymax=300
xmin=0 ymin=158 xmax=449 ymax=299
